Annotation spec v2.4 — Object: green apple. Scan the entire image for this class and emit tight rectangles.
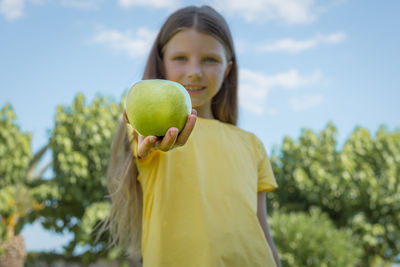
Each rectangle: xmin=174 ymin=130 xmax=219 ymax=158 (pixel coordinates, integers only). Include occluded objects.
xmin=125 ymin=79 xmax=192 ymax=137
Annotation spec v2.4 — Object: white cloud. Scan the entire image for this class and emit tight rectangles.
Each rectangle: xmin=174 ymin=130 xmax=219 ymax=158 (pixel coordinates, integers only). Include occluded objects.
xmin=118 ymin=0 xmax=181 ymax=9
xmin=91 ymin=27 xmax=157 ymax=59
xmin=239 ymin=69 xmax=322 ymax=115
xmin=211 ymin=0 xmax=327 ymax=24
xmin=258 ymin=31 xmax=346 ymax=53
xmin=289 ymin=94 xmax=324 ymax=111
xmin=0 ymin=0 xmax=46 ymax=21
xmin=0 ymin=0 xmax=25 ymax=21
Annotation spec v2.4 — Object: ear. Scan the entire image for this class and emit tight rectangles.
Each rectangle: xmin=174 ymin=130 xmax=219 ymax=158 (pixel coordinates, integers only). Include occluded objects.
xmin=224 ymin=60 xmax=233 ymax=79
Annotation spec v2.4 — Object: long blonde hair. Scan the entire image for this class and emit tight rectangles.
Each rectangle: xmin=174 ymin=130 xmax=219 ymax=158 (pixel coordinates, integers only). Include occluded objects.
xmin=103 ymin=5 xmax=239 ymax=260
xmin=102 ymin=122 xmax=142 ymax=259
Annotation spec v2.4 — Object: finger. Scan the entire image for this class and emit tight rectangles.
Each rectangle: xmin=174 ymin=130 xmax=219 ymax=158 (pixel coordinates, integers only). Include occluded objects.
xmin=137 ymin=135 xmax=157 ymax=158
xmin=137 ymin=134 xmax=144 ymax=145
xmin=156 ymin=127 xmax=179 ymax=151
xmin=123 ymin=109 xmax=129 ymax=123
xmin=175 ymin=109 xmax=197 ymax=146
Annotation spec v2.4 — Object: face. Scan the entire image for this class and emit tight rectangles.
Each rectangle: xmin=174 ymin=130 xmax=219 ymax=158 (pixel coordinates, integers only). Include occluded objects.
xmin=162 ymin=28 xmax=232 ymax=119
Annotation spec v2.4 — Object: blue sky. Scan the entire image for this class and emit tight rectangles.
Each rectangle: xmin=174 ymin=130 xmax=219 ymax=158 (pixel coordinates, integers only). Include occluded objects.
xmin=1 ymin=0 xmax=399 ymax=253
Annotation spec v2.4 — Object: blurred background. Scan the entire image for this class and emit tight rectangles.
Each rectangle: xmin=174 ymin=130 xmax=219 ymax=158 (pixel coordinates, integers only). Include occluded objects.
xmin=1 ymin=0 xmax=399 ymax=266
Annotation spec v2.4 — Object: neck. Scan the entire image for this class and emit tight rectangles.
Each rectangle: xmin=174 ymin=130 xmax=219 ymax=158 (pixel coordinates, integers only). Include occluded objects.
xmin=195 ymin=104 xmax=214 ymax=119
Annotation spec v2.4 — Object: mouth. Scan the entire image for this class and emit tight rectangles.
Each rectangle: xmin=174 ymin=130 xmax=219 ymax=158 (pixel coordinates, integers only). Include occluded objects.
xmin=184 ymin=85 xmax=206 ymax=94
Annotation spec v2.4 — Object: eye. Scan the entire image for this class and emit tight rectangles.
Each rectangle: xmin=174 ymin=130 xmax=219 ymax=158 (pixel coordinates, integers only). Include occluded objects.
xmin=203 ymin=57 xmax=219 ymax=63
xmin=172 ymin=56 xmax=187 ymax=61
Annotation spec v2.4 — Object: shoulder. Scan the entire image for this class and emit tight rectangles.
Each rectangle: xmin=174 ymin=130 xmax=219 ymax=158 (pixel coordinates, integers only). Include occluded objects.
xmin=222 ymin=121 xmax=261 ymax=139
xmin=217 ymin=121 xmax=265 ymax=151
xmin=195 ymin=118 xmax=265 ymax=149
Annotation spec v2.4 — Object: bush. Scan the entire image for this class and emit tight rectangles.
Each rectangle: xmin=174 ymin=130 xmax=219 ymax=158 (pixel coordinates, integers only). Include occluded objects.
xmin=270 ymin=209 xmax=362 ymax=267
xmin=268 ymin=123 xmax=400 ymax=265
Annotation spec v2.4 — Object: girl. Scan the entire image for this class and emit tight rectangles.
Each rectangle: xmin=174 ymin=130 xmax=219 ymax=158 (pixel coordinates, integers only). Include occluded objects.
xmin=105 ymin=5 xmax=281 ymax=267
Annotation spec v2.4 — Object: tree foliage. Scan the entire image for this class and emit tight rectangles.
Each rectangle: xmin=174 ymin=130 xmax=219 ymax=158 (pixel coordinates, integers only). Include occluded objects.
xmin=0 ymin=104 xmax=32 ymax=188
xmin=0 ymin=104 xmax=48 ymax=260
xmin=270 ymin=208 xmax=362 ymax=267
xmin=0 ymin=104 xmax=33 ymax=244
xmin=37 ymin=93 xmax=123 ymax=262
xmin=268 ymin=122 xmax=400 ymax=266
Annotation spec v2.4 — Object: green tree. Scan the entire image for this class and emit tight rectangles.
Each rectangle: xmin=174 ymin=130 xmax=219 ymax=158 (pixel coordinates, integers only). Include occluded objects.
xmin=270 ymin=208 xmax=362 ymax=267
xmin=37 ymin=93 xmax=124 ymax=264
xmin=268 ymin=122 xmax=400 ymax=266
xmin=0 ymin=104 xmax=51 ymax=266
xmin=0 ymin=104 xmax=32 ymax=188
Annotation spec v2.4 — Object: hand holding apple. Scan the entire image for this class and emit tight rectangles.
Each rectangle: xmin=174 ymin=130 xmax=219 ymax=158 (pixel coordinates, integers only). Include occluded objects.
xmin=124 ymin=79 xmax=197 ymax=158
xmin=124 ymin=109 xmax=197 ymax=158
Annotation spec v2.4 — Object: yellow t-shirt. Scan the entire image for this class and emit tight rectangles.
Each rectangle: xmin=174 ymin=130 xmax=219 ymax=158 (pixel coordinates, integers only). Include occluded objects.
xmin=134 ymin=117 xmax=278 ymax=267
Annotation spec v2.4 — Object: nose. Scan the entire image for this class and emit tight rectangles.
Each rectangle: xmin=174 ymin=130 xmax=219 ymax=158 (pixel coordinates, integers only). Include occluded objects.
xmin=187 ymin=60 xmax=202 ymax=80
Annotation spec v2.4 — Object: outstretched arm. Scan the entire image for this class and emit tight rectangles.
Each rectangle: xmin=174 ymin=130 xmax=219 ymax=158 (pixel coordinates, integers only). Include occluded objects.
xmin=257 ymin=191 xmax=281 ymax=267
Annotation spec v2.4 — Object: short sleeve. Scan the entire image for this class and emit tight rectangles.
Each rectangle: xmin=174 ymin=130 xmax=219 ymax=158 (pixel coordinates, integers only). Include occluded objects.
xmin=253 ymin=135 xmax=278 ymax=193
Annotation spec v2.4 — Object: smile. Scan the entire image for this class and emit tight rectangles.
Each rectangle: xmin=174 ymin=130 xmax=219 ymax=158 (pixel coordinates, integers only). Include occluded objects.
xmin=184 ymin=85 xmax=206 ymax=94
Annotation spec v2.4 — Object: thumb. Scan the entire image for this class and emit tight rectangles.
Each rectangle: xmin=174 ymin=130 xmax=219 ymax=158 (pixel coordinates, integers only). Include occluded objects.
xmin=137 ymin=136 xmax=157 ymax=159
xmin=123 ymin=109 xmax=130 ymax=123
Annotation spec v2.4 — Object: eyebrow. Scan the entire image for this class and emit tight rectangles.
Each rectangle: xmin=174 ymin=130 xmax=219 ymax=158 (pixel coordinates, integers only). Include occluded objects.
xmin=167 ymin=51 xmax=224 ymax=58
xmin=203 ymin=53 xmax=223 ymax=58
